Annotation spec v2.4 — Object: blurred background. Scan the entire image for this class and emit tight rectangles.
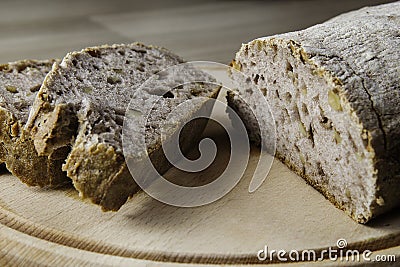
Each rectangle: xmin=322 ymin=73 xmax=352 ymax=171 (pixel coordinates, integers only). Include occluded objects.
xmin=0 ymin=0 xmax=395 ymax=64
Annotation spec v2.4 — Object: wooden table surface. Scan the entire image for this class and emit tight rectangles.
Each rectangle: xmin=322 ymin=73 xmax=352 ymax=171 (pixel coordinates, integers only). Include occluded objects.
xmin=0 ymin=0 xmax=396 ymax=64
xmin=0 ymin=0 xmax=399 ymax=266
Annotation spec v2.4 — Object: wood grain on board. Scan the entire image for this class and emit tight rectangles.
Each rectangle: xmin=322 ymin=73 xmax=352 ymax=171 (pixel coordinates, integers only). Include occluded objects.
xmin=0 ymin=0 xmax=398 ymax=265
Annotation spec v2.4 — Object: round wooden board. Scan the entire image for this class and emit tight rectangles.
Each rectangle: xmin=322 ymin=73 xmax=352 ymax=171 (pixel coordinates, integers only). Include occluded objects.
xmin=0 ymin=123 xmax=399 ymax=266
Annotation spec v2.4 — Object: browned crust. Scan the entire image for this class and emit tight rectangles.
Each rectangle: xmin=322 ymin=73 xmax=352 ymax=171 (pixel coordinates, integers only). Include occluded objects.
xmin=0 ymin=108 xmax=69 ymax=187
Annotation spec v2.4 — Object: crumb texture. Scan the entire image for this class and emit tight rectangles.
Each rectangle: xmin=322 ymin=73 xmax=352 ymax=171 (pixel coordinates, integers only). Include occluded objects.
xmin=28 ymin=43 xmax=219 ymax=210
xmin=229 ymin=2 xmax=400 ymax=223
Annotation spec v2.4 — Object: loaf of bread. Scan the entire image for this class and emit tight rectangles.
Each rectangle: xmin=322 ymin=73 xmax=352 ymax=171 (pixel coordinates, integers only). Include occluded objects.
xmin=26 ymin=43 xmax=220 ymax=211
xmin=227 ymin=2 xmax=400 ymax=223
xmin=0 ymin=59 xmax=69 ymax=187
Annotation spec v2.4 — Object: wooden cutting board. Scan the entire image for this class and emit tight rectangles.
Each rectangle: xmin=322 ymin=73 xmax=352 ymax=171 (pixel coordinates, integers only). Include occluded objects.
xmin=0 ymin=95 xmax=399 ymax=266
xmin=0 ymin=147 xmax=399 ymax=266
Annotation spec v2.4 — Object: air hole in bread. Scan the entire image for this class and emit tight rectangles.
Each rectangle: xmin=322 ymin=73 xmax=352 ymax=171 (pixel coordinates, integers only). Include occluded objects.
xmin=107 ymin=76 xmax=122 ymax=84
xmin=87 ymin=49 xmax=102 ymax=58
xmin=163 ymin=91 xmax=174 ymax=98
xmin=292 ymin=105 xmax=300 ymax=120
xmin=16 ymin=64 xmax=28 ymax=73
xmin=286 ymin=61 xmax=293 ymax=73
xmin=30 ymin=84 xmax=41 ymax=92
xmin=254 ymin=74 xmax=260 ymax=84
xmin=131 ymin=48 xmax=147 ymax=54
xmin=283 ymin=108 xmax=290 ymax=122
xmin=284 ymin=92 xmax=292 ymax=103
xmin=275 ymin=89 xmax=280 ymax=99
xmin=301 ymin=103 xmax=309 ymax=116
xmin=294 ymin=144 xmax=300 ymax=152
xmin=317 ymin=162 xmax=325 ymax=176
xmin=115 ymin=115 xmax=124 ymax=126
xmin=349 ymin=135 xmax=358 ymax=150
xmin=309 ymin=124 xmax=315 ymax=147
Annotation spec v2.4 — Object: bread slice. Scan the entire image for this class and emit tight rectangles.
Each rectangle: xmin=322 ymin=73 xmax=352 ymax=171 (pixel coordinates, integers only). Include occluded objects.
xmin=0 ymin=59 xmax=69 ymax=187
xmin=227 ymin=2 xmax=400 ymax=223
xmin=26 ymin=43 xmax=220 ymax=211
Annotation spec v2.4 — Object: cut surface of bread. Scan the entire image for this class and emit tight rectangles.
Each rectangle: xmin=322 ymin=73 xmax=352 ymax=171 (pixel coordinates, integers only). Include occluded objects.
xmin=227 ymin=2 xmax=400 ymax=223
xmin=0 ymin=59 xmax=69 ymax=187
xmin=26 ymin=43 xmax=220 ymax=211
